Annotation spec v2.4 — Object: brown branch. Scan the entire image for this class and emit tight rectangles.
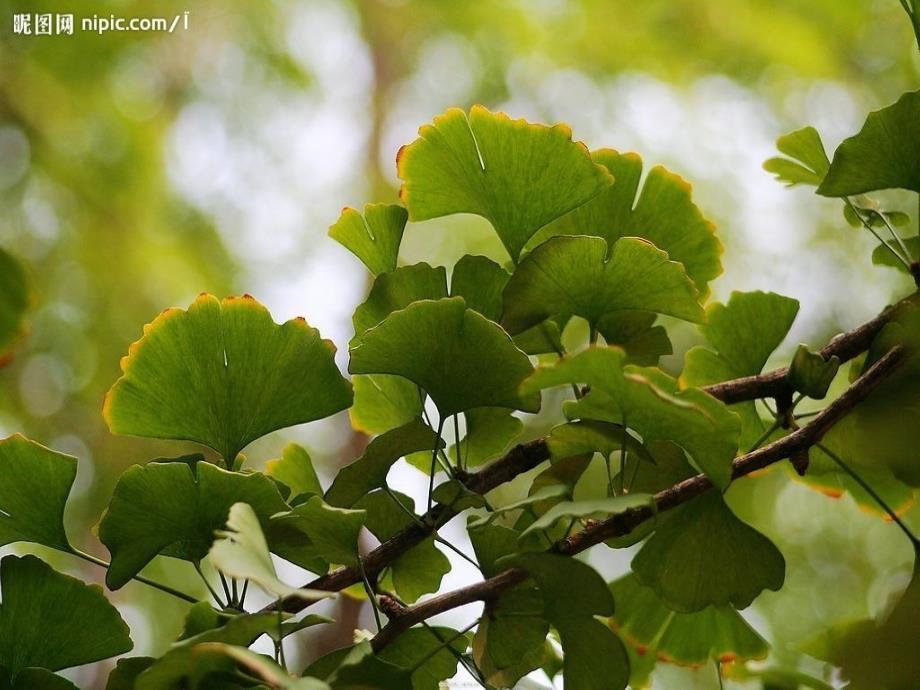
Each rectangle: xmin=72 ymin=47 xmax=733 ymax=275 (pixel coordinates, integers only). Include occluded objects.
xmin=269 ymin=298 xmax=908 ymax=616
xmin=370 ymin=346 xmax=906 ymax=651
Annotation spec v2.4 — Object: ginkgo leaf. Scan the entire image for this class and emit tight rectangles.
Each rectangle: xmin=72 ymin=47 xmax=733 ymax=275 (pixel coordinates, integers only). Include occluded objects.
xmin=609 ymin=574 xmax=768 ymax=667
xmin=535 ymin=149 xmax=722 ymax=296
xmin=682 ymin=291 xmax=799 ymax=447
xmin=328 ymin=204 xmax=407 ymax=275
xmin=350 ymin=297 xmax=540 ymax=416
xmin=349 ymin=374 xmax=424 ymax=436
xmin=397 ymin=106 xmax=613 ymax=261
xmin=873 ymin=236 xmax=920 ymax=273
xmin=0 ymin=435 xmax=76 ymax=551
xmin=818 ymin=90 xmax=920 ymax=196
xmin=763 ymin=126 xmax=831 ymax=187
xmin=546 ymin=420 xmax=653 ymax=464
xmin=523 ymin=347 xmax=740 ymax=488
xmin=631 ymin=491 xmax=785 ymax=612
xmin=501 ymin=236 xmax=704 ymax=335
xmin=104 ymin=294 xmax=352 ymax=464
xmin=504 ymin=553 xmax=629 ymax=690
xmin=803 ymin=556 xmax=920 ymax=689
xmin=0 ymin=555 xmax=132 ymax=680
xmin=270 ymin=495 xmax=367 ymax=571
xmin=448 ymin=408 xmax=523 ymax=469
xmin=0 ymin=248 xmax=30 ymax=366
xmin=355 ymin=490 xmax=449 ymax=602
xmin=351 ymin=263 xmax=448 ymax=342
xmin=823 ymin=295 xmax=920 ymax=486
xmin=209 ymin=503 xmax=333 ymax=601
xmin=306 ymin=641 xmax=413 ymax=689
xmin=377 ymin=627 xmax=468 ymax=690
xmin=450 ymin=254 xmax=510 ymax=322
xmin=325 ymin=419 xmax=443 ymax=508
xmin=266 ymin=443 xmax=323 ymax=501
xmin=193 ymin=644 xmax=331 ymax=689
xmin=98 ymin=459 xmax=289 ymax=589
xmin=597 ymin=310 xmax=673 ymax=366
xmin=788 ymin=344 xmax=839 ymax=399
xmin=519 ymin=494 xmax=653 ymax=550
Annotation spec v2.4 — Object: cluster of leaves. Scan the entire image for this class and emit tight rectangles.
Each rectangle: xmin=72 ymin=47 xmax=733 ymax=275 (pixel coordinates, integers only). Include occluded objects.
xmin=1 ymin=64 xmax=919 ymax=690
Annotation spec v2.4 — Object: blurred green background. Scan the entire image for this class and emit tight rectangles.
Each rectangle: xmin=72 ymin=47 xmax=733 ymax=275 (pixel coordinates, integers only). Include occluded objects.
xmin=1 ymin=1 xmax=919 ymax=687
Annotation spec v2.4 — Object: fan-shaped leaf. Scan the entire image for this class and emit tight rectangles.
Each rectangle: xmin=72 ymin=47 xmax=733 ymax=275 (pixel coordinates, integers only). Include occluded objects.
xmin=520 ymin=494 xmax=654 ymax=550
xmin=270 ymin=495 xmax=367 ymax=571
xmin=349 ymin=374 xmax=423 ymax=436
xmin=350 ymin=298 xmax=539 ymax=416
xmin=450 ymin=254 xmax=509 ymax=322
xmin=325 ymin=419 xmax=443 ymax=508
xmin=210 ymin=503 xmax=333 ymax=601
xmin=104 ymin=294 xmax=352 ymax=464
xmin=788 ymin=344 xmax=839 ymax=399
xmin=536 ymin=149 xmax=722 ymax=296
xmin=397 ymin=106 xmax=613 ymax=261
xmin=763 ymin=127 xmax=830 ymax=187
xmin=0 ymin=555 xmax=132 ymax=680
xmin=352 ymin=263 xmax=447 ymax=342
xmin=266 ymin=443 xmax=323 ymax=501
xmin=523 ymin=347 xmax=740 ymax=488
xmin=377 ymin=627 xmax=468 ymax=690
xmin=609 ymin=574 xmax=768 ymax=667
xmin=0 ymin=435 xmax=76 ymax=551
xmin=502 ymin=236 xmax=704 ymax=336
xmin=631 ymin=491 xmax=785 ymax=612
xmin=818 ymin=90 xmax=920 ymax=196
xmin=448 ymin=408 xmax=523 ymax=469
xmin=98 ymin=460 xmax=288 ymax=589
xmin=328 ymin=204 xmax=407 ymax=275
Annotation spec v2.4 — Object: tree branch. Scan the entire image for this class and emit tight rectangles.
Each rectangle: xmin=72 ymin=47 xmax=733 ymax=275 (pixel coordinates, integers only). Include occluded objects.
xmin=370 ymin=346 xmax=906 ymax=651
xmin=268 ymin=298 xmax=908 ymax=616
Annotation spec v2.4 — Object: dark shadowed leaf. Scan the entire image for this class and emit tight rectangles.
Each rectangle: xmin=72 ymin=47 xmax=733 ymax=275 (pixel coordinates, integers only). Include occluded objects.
xmin=787 ymin=344 xmax=839 ymax=399
xmin=450 ymin=254 xmax=509 ymax=322
xmin=0 ymin=555 xmax=132 ymax=679
xmin=397 ymin=106 xmax=613 ymax=261
xmin=632 ymin=491 xmax=785 ymax=612
xmin=270 ymin=496 xmax=367 ymax=570
xmin=377 ymin=626 xmax=467 ymax=690
xmin=448 ymin=408 xmax=523 ymax=469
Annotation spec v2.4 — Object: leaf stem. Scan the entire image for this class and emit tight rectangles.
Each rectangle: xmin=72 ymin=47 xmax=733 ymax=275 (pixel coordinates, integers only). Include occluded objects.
xmin=358 ymin=556 xmax=383 ymax=631
xmin=218 ymin=571 xmax=233 ymax=606
xmin=453 ymin=413 xmax=464 ymax=472
xmin=68 ymin=547 xmax=198 ymax=604
xmin=428 ymin=419 xmax=446 ymax=511
xmin=816 ymin=443 xmax=920 ymax=548
xmin=193 ymin=560 xmax=226 ymax=607
xmin=845 ymin=198 xmax=911 ymax=269
xmin=408 ymin=619 xmax=479 ymax=674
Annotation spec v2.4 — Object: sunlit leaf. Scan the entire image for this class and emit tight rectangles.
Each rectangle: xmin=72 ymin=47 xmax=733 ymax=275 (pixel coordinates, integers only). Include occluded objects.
xmin=0 ymin=434 xmax=76 ymax=551
xmin=210 ymin=503 xmax=333 ymax=601
xmin=631 ymin=491 xmax=785 ymax=612
xmin=104 ymin=294 xmax=352 ymax=464
xmin=763 ymin=126 xmax=830 ymax=187
xmin=350 ymin=297 xmax=539 ymax=416
xmin=609 ymin=573 xmax=768 ymax=668
xmin=351 ymin=263 xmax=447 ymax=342
xmin=266 ymin=443 xmax=323 ymax=501
xmin=504 ymin=553 xmax=629 ymax=690
xmin=818 ymin=90 xmax=920 ymax=196
xmin=328 ymin=203 xmax=407 ymax=276
xmin=502 ymin=236 xmax=704 ymax=336
xmin=325 ymin=420 xmax=443 ymax=508
xmin=397 ymin=106 xmax=613 ymax=261
xmin=523 ymin=347 xmax=740 ymax=488
xmin=98 ymin=460 xmax=288 ymax=589
xmin=0 ymin=248 xmax=29 ymax=367
xmin=0 ymin=555 xmax=132 ymax=681
xmin=536 ymin=149 xmax=722 ymax=296
xmin=349 ymin=374 xmax=423 ymax=436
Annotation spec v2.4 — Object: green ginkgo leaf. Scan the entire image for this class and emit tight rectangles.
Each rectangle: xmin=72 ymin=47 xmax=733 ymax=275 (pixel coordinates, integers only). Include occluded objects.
xmin=349 ymin=374 xmax=424 ymax=435
xmin=209 ymin=503 xmax=334 ymax=601
xmin=522 ymin=347 xmax=739 ymax=488
xmin=98 ymin=459 xmax=289 ymax=589
xmin=104 ymin=294 xmax=352 ymax=464
xmin=396 ymin=106 xmax=613 ymax=261
xmin=0 ymin=248 xmax=30 ymax=367
xmin=546 ymin=420 xmax=652 ymax=465
xmin=306 ymin=641 xmax=413 ymax=689
xmin=350 ymin=297 xmax=540 ymax=417
xmin=448 ymin=408 xmax=523 ymax=469
xmin=535 ymin=149 xmax=722 ymax=296
xmin=682 ymin=290 xmax=799 ymax=447
xmin=519 ymin=494 xmax=654 ymax=550
xmin=763 ymin=126 xmax=831 ymax=187
xmin=377 ymin=627 xmax=468 ymax=690
xmin=0 ymin=555 xmax=132 ymax=680
xmin=596 ymin=310 xmax=673 ymax=366
xmin=609 ymin=574 xmax=768 ymax=668
xmin=504 ymin=553 xmax=629 ymax=690
xmin=193 ymin=644 xmax=331 ymax=690
xmin=269 ymin=495 xmax=367 ymax=570
xmin=352 ymin=263 xmax=448 ymax=342
xmin=501 ymin=236 xmax=704 ymax=336
xmin=328 ymin=204 xmax=407 ymax=275
xmin=818 ymin=90 xmax=920 ymax=196
xmin=788 ymin=344 xmax=840 ymax=399
xmin=0 ymin=435 xmax=76 ymax=551
xmin=266 ymin=443 xmax=323 ymax=501
xmin=631 ymin=491 xmax=785 ymax=612
xmin=325 ymin=419 xmax=443 ymax=508
xmin=450 ymin=254 xmax=510 ymax=322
